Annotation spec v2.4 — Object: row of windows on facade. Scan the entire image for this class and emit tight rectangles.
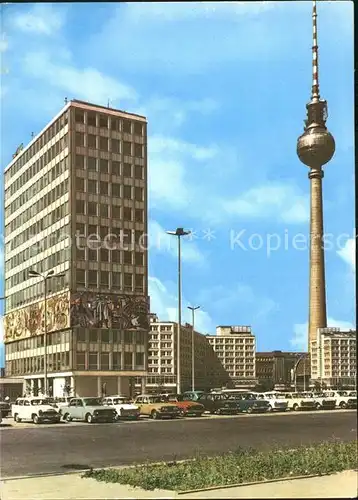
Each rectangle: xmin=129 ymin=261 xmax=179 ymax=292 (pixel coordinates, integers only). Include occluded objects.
xmin=6 ymin=330 xmax=146 ymax=355
xmin=76 ymin=270 xmax=144 ymax=290
xmin=6 ymin=248 xmax=69 ymax=289
xmin=6 ymin=179 xmax=68 ymax=231
xmin=75 ymin=155 xmax=144 ymax=178
xmin=75 ymin=248 xmax=144 ymax=265
xmin=7 ymin=220 xmax=146 ymax=273
xmin=75 ymin=132 xmax=144 ymax=158
xmin=76 ymin=201 xmax=144 ymax=222
xmin=209 ymin=338 xmax=255 ymax=344
xmin=75 ymin=179 xmax=144 ymax=201
xmin=6 ymin=112 xmax=68 ymax=184
xmin=5 ymin=351 xmax=145 ymax=376
xmin=74 ymin=109 xmax=144 ymax=136
xmin=6 ymin=155 xmax=68 ymax=216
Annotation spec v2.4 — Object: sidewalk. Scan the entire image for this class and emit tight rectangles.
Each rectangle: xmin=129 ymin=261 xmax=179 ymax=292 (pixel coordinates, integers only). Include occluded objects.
xmin=1 ymin=470 xmax=357 ymax=499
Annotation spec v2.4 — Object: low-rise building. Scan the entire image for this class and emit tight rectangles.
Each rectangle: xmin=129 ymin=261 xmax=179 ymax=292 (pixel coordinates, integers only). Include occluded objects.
xmin=206 ymin=326 xmax=257 ymax=389
xmin=311 ymin=327 xmax=356 ymax=389
xmin=255 ymin=350 xmax=307 ymax=390
xmin=136 ymin=315 xmax=229 ymax=393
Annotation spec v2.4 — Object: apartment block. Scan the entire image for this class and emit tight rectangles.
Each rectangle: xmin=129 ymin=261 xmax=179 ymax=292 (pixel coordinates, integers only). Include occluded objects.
xmin=4 ymin=99 xmax=150 ymax=398
xmin=310 ymin=327 xmax=356 ymax=388
xmin=137 ymin=315 xmax=229 ymax=393
xmin=206 ymin=326 xmax=257 ymax=389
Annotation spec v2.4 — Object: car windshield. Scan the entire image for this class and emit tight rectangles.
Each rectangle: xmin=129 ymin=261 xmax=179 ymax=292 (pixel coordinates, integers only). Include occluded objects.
xmin=149 ymin=397 xmax=163 ymax=403
xmin=113 ymin=398 xmax=131 ymax=404
xmin=31 ymin=398 xmax=54 ymax=406
xmin=83 ymin=398 xmax=102 ymax=406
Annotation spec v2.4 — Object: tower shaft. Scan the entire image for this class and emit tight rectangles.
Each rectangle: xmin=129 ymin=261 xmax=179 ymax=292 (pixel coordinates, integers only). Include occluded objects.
xmin=308 ymin=169 xmax=327 ymax=348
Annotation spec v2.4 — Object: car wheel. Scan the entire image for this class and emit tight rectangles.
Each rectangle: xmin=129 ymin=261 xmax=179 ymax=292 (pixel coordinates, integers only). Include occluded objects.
xmin=293 ymin=404 xmax=299 ymax=411
xmin=247 ymin=407 xmax=253 ymax=414
xmin=14 ymin=414 xmax=22 ymax=423
xmin=267 ymin=405 xmax=273 ymax=412
xmin=315 ymin=403 xmax=321 ymax=410
xmin=339 ymin=402 xmax=347 ymax=409
xmin=151 ymin=410 xmax=159 ymax=420
xmin=86 ymin=413 xmax=93 ymax=423
xmin=33 ymin=414 xmax=40 ymax=424
xmin=65 ymin=413 xmax=72 ymax=422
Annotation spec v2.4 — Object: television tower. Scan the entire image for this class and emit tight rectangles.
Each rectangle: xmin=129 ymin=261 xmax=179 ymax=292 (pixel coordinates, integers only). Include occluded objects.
xmin=297 ymin=0 xmax=335 ymax=352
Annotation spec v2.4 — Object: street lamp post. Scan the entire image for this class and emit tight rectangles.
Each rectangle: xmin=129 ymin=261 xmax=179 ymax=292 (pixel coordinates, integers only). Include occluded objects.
xmin=293 ymin=353 xmax=307 ymax=392
xmin=188 ymin=306 xmax=200 ymax=392
xmin=28 ymin=269 xmax=65 ymax=396
xmin=166 ymin=228 xmax=191 ymax=395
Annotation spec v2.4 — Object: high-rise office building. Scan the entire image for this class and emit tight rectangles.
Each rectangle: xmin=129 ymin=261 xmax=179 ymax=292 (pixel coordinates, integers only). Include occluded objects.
xmin=206 ymin=326 xmax=257 ymax=389
xmin=4 ymin=99 xmax=149 ymax=398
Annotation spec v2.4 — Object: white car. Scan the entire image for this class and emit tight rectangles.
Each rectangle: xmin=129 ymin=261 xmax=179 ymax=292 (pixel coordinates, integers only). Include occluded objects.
xmin=53 ymin=397 xmax=73 ymax=411
xmin=301 ymin=392 xmax=336 ymax=410
xmin=102 ymin=395 xmax=140 ymax=420
xmin=280 ymin=392 xmax=317 ymax=411
xmin=256 ymin=392 xmax=288 ymax=412
xmin=323 ymin=390 xmax=357 ymax=409
xmin=11 ymin=397 xmax=61 ymax=424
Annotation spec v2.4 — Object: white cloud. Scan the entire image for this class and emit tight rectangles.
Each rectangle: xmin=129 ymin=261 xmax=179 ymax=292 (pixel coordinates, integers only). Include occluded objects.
xmin=0 ymin=34 xmax=8 ymax=53
xmin=11 ymin=4 xmax=66 ymax=35
xmin=291 ymin=317 xmax=355 ymax=351
xmin=223 ymin=183 xmax=309 ymax=224
xmin=148 ymin=220 xmax=204 ymax=264
xmin=148 ymin=276 xmax=214 ymax=333
xmin=337 ymin=237 xmax=355 ymax=271
xmin=148 ymin=135 xmax=218 ymax=161
xmin=22 ymin=51 xmax=137 ymax=107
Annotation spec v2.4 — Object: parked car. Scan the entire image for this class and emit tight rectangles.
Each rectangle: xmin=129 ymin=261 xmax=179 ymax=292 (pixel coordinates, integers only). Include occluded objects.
xmin=191 ymin=393 xmax=240 ymax=415
xmin=102 ymin=396 xmax=140 ymax=420
xmin=0 ymin=401 xmax=11 ymax=418
xmin=133 ymin=394 xmax=181 ymax=419
xmin=161 ymin=394 xmax=205 ymax=417
xmin=281 ymin=392 xmax=317 ymax=411
xmin=323 ymin=390 xmax=357 ymax=409
xmin=253 ymin=392 xmax=288 ymax=412
xmin=61 ymin=397 xmax=117 ymax=423
xmin=11 ymin=397 xmax=61 ymax=424
xmin=182 ymin=390 xmax=205 ymax=401
xmin=302 ymin=392 xmax=336 ymax=410
xmin=224 ymin=392 xmax=271 ymax=414
xmin=53 ymin=397 xmax=73 ymax=411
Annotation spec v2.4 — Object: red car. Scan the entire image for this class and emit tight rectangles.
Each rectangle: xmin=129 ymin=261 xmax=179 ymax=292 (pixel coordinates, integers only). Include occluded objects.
xmin=160 ymin=394 xmax=205 ymax=417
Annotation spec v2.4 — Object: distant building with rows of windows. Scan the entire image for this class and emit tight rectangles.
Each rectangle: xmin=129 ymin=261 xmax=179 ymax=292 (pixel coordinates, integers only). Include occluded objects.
xmin=4 ymin=99 xmax=150 ymax=398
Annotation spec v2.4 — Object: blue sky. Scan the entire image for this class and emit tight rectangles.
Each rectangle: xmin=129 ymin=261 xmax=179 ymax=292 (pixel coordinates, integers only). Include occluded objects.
xmin=0 ymin=2 xmax=355 ymax=365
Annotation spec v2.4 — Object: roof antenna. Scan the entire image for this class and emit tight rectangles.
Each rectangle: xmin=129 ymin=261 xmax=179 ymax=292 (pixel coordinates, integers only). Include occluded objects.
xmin=311 ymin=0 xmax=320 ymax=102
xmin=31 ymin=132 xmax=34 ymax=139
xmin=107 ymin=98 xmax=110 ymax=108
xmin=64 ymin=97 xmax=68 ymax=105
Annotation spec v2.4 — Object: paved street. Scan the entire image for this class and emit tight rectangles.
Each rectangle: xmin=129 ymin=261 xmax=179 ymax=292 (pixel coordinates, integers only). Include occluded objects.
xmin=1 ymin=411 xmax=356 ymax=479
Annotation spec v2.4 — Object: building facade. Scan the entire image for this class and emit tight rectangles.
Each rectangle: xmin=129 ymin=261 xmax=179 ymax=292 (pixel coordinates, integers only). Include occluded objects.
xmin=255 ymin=351 xmax=306 ymax=390
xmin=206 ymin=326 xmax=257 ymax=389
xmin=136 ymin=315 xmax=229 ymax=393
xmin=4 ymin=99 xmax=150 ymax=398
xmin=310 ymin=328 xmax=356 ymax=388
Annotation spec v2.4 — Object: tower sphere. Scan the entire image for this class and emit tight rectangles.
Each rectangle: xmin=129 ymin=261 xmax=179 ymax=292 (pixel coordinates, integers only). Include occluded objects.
xmin=297 ymin=125 xmax=335 ymax=168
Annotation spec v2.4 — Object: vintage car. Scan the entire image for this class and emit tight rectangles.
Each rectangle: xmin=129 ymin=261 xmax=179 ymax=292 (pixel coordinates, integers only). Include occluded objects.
xmin=53 ymin=396 xmax=73 ymax=410
xmin=253 ymin=392 xmax=288 ymax=412
xmin=281 ymin=392 xmax=317 ymax=411
xmin=61 ymin=397 xmax=117 ymax=423
xmin=181 ymin=390 xmax=205 ymax=401
xmin=302 ymin=392 xmax=336 ymax=410
xmin=11 ymin=397 xmax=61 ymax=424
xmin=102 ymin=395 xmax=140 ymax=420
xmin=161 ymin=394 xmax=205 ymax=417
xmin=191 ymin=393 xmax=240 ymax=415
xmin=133 ymin=394 xmax=181 ymax=419
xmin=224 ymin=392 xmax=271 ymax=414
xmin=323 ymin=390 xmax=357 ymax=409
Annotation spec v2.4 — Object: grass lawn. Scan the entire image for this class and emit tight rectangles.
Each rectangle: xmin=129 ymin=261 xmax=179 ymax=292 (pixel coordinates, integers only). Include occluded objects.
xmin=82 ymin=440 xmax=358 ymax=492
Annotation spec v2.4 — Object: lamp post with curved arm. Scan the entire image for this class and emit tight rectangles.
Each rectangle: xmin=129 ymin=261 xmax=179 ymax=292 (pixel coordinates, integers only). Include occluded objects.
xmin=293 ymin=353 xmax=308 ymax=392
xmin=28 ymin=269 xmax=65 ymax=396
xmin=188 ymin=306 xmax=200 ymax=392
